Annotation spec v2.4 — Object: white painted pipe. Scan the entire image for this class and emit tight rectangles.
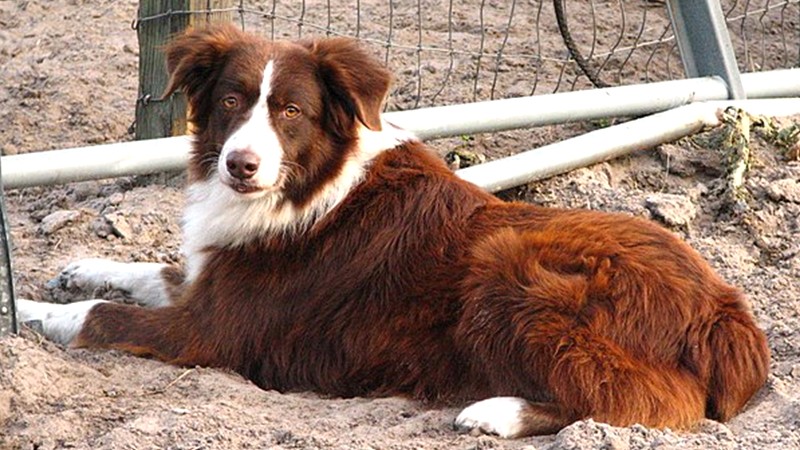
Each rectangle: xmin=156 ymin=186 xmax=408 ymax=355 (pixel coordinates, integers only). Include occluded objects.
xmin=741 ymin=69 xmax=800 ymax=99
xmin=388 ymin=69 xmax=800 ymax=140
xmin=1 ymin=136 xmax=193 ymax=190
xmin=458 ymin=99 xmax=800 ymax=193
xmin=2 ymin=70 xmax=799 ymax=189
xmin=388 ymin=77 xmax=727 ymax=140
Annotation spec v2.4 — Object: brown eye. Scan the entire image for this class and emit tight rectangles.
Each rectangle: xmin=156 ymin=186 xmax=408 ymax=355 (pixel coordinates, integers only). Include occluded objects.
xmin=221 ymin=96 xmax=239 ymax=110
xmin=284 ymin=104 xmax=301 ymax=118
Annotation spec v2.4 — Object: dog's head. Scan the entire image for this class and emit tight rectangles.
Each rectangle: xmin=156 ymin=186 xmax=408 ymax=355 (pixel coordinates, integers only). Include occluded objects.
xmin=164 ymin=25 xmax=401 ymax=209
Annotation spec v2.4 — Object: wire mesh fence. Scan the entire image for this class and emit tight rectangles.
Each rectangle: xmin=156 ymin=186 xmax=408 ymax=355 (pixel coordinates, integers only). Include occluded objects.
xmin=135 ymin=0 xmax=799 ymax=110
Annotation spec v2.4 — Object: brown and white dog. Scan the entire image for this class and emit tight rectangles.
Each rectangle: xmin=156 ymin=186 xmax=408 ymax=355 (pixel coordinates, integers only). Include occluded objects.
xmin=18 ymin=25 xmax=769 ymax=438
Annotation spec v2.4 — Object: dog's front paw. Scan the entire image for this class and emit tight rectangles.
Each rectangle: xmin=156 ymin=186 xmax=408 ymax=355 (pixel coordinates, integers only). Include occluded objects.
xmin=46 ymin=259 xmax=171 ymax=307
xmin=47 ymin=258 xmax=119 ymax=293
xmin=17 ymin=298 xmax=106 ymax=345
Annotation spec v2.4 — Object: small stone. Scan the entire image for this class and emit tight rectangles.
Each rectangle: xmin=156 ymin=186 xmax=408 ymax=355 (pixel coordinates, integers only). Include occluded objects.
xmin=39 ymin=210 xmax=80 ymax=235
xmin=103 ymin=389 xmax=119 ymax=398
xmin=108 ymin=192 xmax=124 ymax=206
xmin=657 ymin=143 xmax=724 ymax=178
xmin=444 ymin=149 xmax=486 ymax=170
xmin=767 ymin=178 xmax=800 ymax=203
xmin=70 ymin=182 xmax=101 ymax=202
xmin=29 ymin=208 xmax=51 ymax=222
xmin=91 ymin=216 xmax=113 ymax=238
xmin=644 ymin=193 xmax=697 ymax=228
xmin=104 ymin=212 xmax=133 ymax=239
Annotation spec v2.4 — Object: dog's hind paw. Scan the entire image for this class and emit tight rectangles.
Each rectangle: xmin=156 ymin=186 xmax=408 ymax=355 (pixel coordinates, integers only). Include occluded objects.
xmin=454 ymin=397 xmax=529 ymax=438
xmin=455 ymin=398 xmax=571 ymax=438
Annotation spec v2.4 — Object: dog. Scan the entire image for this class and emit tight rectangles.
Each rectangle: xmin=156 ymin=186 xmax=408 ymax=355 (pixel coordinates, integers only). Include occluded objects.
xmin=18 ymin=25 xmax=769 ymax=438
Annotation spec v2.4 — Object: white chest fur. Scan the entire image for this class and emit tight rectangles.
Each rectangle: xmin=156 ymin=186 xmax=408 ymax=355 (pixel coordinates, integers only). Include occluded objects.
xmin=180 ymin=120 xmax=416 ymax=283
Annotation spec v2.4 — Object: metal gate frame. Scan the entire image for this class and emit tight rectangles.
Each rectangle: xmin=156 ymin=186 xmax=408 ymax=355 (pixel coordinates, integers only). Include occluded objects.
xmin=667 ymin=0 xmax=746 ymax=100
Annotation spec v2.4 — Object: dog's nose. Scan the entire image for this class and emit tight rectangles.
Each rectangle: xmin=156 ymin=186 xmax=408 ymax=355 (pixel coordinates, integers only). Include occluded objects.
xmin=226 ymin=150 xmax=261 ymax=180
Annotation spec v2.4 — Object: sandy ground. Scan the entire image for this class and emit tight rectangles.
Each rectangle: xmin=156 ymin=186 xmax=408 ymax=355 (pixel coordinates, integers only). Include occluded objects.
xmin=1 ymin=0 xmax=799 ymax=449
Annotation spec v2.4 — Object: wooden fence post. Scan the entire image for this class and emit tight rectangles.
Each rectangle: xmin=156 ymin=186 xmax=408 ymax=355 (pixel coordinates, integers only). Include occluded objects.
xmin=134 ymin=0 xmax=234 ymax=141
xmin=135 ymin=0 xmax=190 ymax=141
xmin=189 ymin=0 xmax=235 ymax=25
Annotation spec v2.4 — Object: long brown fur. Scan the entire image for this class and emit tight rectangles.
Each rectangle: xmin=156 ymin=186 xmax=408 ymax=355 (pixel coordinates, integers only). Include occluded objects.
xmin=74 ymin=25 xmax=769 ymax=436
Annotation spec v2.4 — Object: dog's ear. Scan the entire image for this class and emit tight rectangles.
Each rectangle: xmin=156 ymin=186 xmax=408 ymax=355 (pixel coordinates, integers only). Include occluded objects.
xmin=307 ymin=38 xmax=391 ymax=131
xmin=162 ymin=25 xmax=243 ymax=121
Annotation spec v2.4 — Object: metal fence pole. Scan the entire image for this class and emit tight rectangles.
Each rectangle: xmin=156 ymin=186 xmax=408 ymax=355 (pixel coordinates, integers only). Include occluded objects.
xmin=666 ymin=0 xmax=746 ymax=100
xmin=0 ymin=158 xmax=16 ymax=337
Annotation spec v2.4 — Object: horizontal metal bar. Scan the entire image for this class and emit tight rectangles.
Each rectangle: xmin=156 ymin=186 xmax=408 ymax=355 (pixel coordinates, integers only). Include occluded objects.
xmin=3 ymin=136 xmax=192 ymax=190
xmin=458 ymin=99 xmax=800 ymax=193
xmin=741 ymin=70 xmax=800 ymax=99
xmin=2 ymin=70 xmax=799 ymax=190
xmin=390 ymin=77 xmax=725 ymax=140
xmin=389 ymin=69 xmax=799 ymax=140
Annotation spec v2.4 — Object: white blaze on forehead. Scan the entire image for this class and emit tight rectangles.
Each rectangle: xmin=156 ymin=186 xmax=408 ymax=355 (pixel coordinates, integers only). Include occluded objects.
xmin=218 ymin=60 xmax=283 ymax=188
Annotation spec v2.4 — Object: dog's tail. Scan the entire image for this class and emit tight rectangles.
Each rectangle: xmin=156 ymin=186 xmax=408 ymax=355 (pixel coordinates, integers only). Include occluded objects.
xmin=702 ymin=292 xmax=770 ymax=421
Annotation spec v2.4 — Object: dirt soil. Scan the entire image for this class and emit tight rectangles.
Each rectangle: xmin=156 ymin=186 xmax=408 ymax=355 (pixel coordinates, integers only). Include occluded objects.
xmin=1 ymin=0 xmax=800 ymax=449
